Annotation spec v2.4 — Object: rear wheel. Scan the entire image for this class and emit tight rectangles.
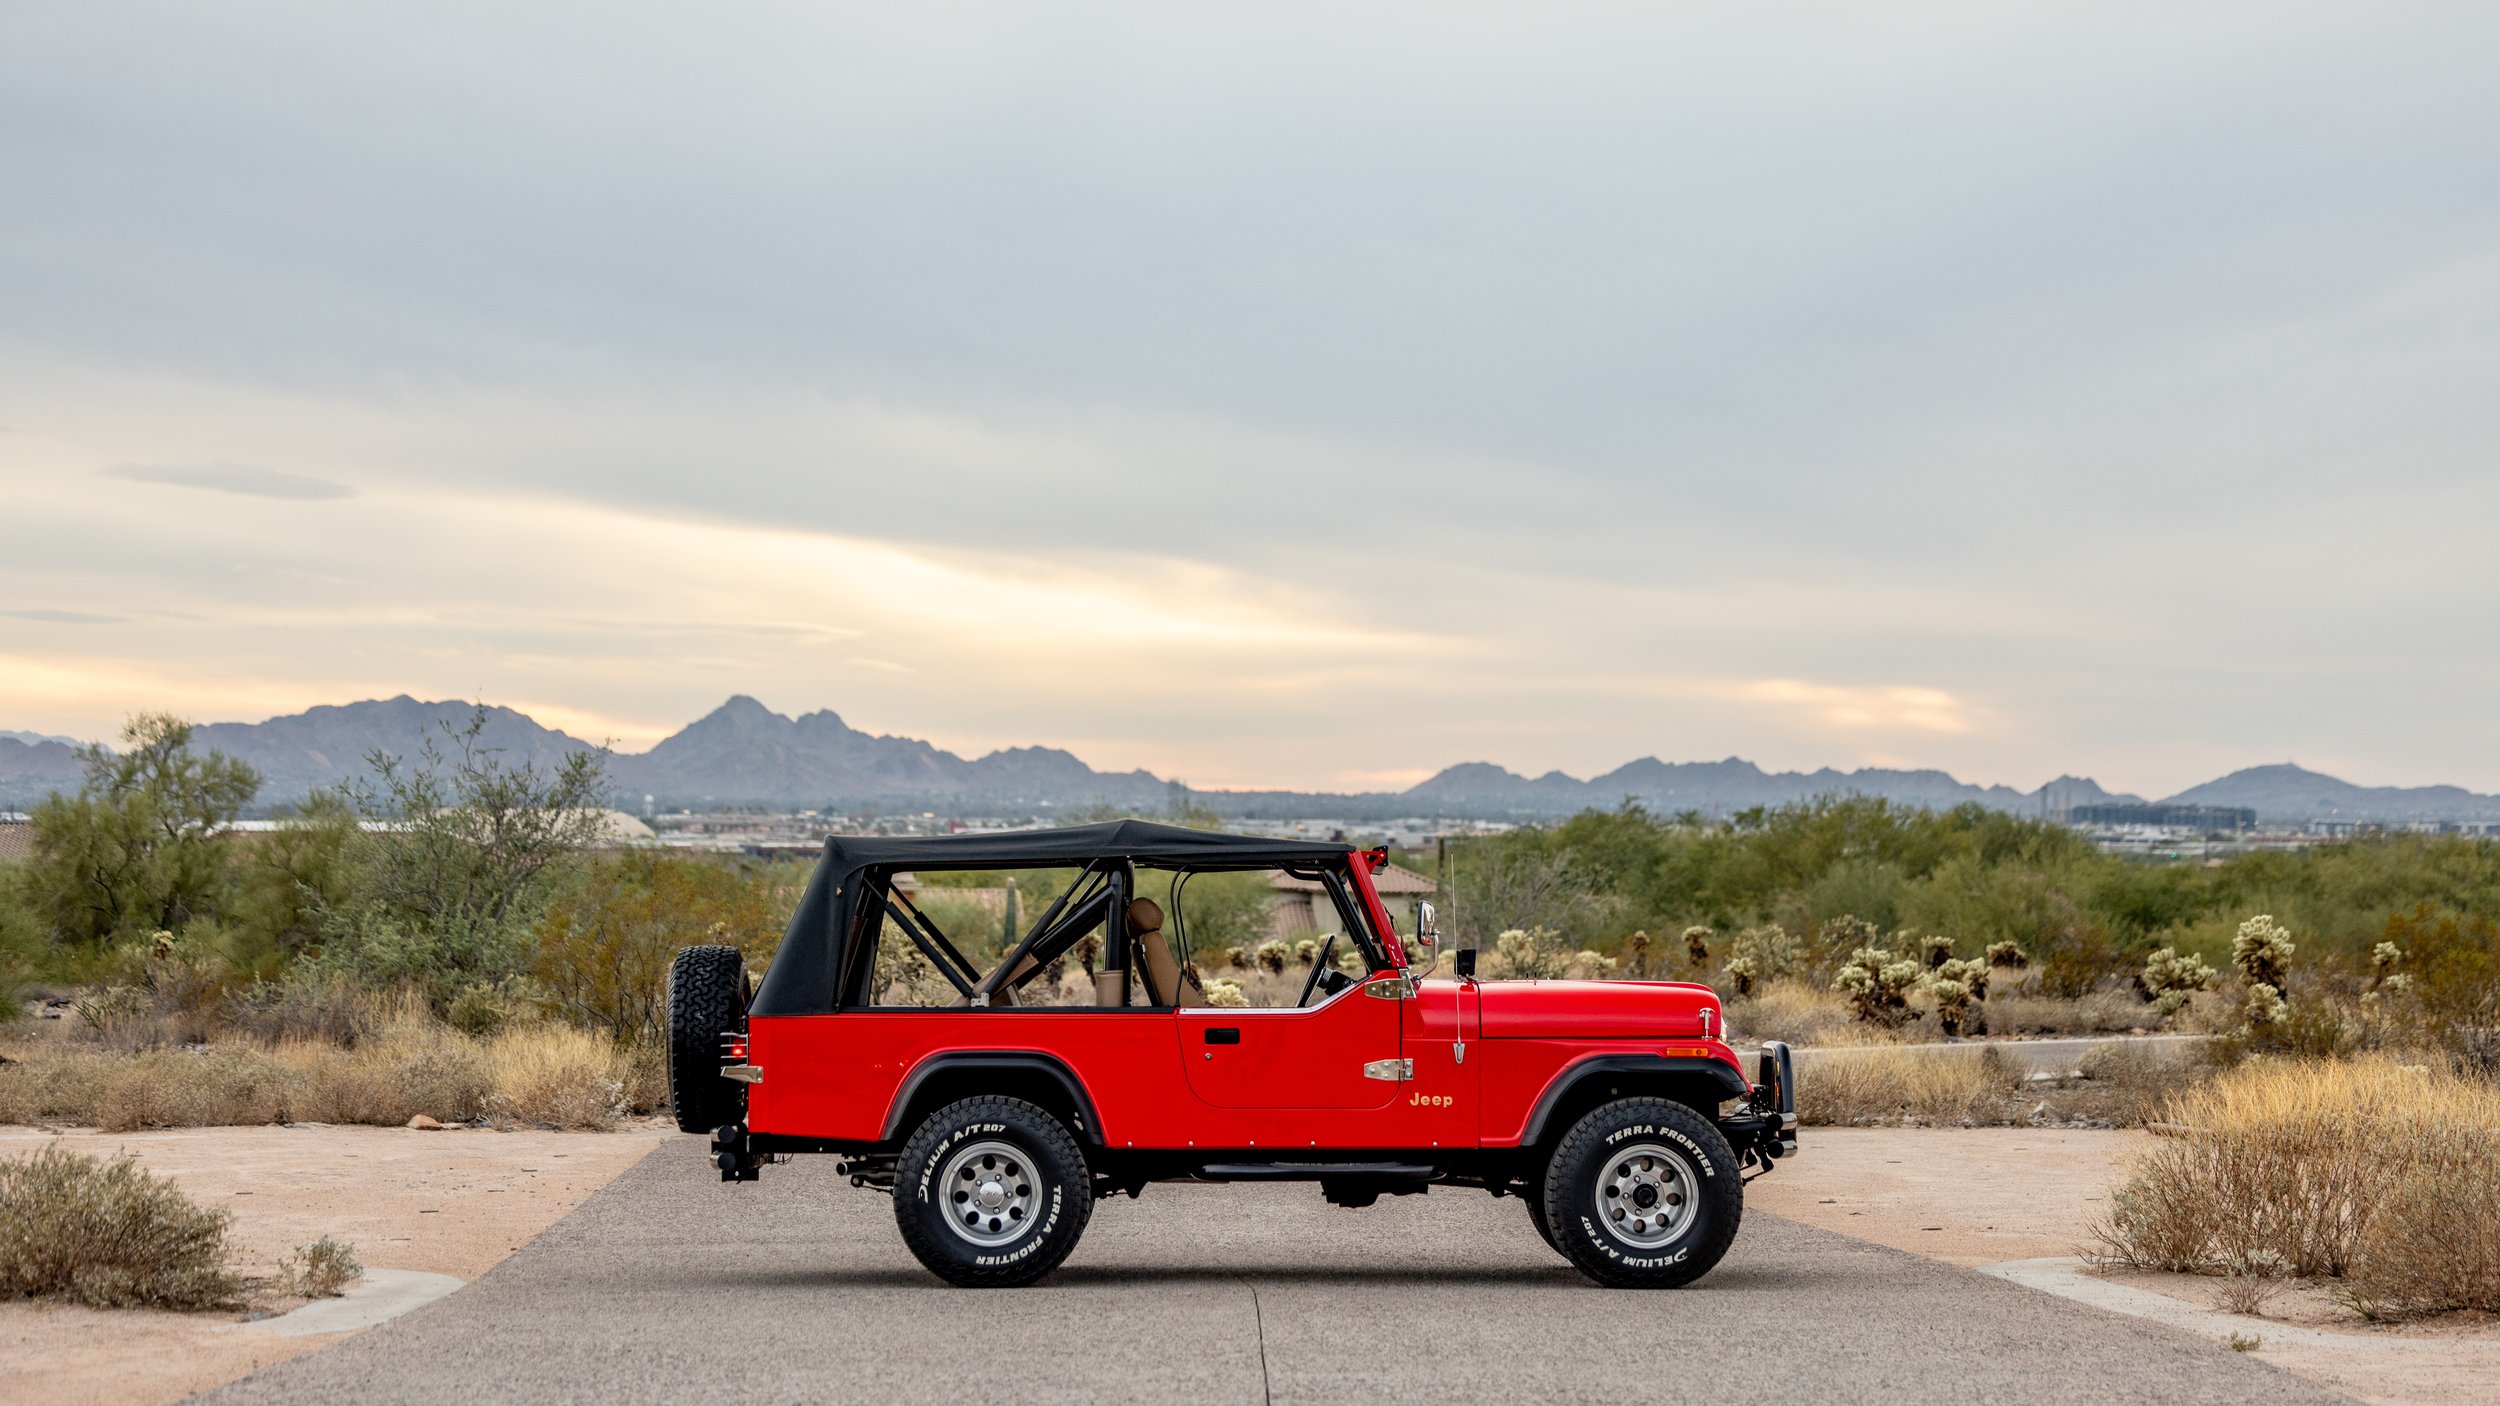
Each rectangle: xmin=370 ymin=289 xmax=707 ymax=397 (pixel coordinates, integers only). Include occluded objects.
xmin=894 ymin=1096 xmax=1093 ymax=1287
xmin=666 ymin=945 xmax=748 ymax=1135
xmin=1538 ymin=1097 xmax=1742 ymax=1288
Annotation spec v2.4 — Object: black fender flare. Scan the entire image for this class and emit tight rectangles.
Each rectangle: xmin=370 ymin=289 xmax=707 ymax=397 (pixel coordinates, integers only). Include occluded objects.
xmin=880 ymin=1051 xmax=1107 ymax=1146
xmin=1517 ymin=1054 xmax=1751 ymax=1147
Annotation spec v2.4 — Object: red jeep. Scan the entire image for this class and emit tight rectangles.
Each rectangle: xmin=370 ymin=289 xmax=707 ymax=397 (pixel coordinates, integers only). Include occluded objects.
xmin=668 ymin=820 xmax=1796 ymax=1288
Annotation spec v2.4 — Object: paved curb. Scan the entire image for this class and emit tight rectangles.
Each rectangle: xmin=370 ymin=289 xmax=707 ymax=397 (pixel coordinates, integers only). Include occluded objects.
xmin=1980 ymin=1257 xmax=2500 ymax=1353
xmin=241 ymin=1269 xmax=466 ymax=1338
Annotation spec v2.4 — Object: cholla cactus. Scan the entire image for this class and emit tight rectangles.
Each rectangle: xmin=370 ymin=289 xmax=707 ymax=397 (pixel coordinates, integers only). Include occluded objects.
xmin=1833 ymin=945 xmax=1922 ymax=1026
xmin=1726 ymin=924 xmax=1799 ymax=983
xmin=1929 ymin=976 xmax=1976 ymax=1037
xmin=1919 ymin=934 xmax=1953 ymax=970
xmin=1253 ymin=940 xmax=1291 ymax=975
xmin=1201 ymin=978 xmax=1248 ymax=1008
xmin=2232 ymin=915 xmax=2295 ymax=993
xmin=1569 ymin=949 xmax=1618 ymax=979
xmin=1723 ymin=954 xmax=1759 ymax=997
xmin=1683 ymin=926 xmax=1713 ymax=968
xmin=1934 ymin=956 xmax=1990 ymax=1002
xmin=1294 ymin=938 xmax=1320 ymax=966
xmin=1626 ymin=930 xmax=1652 ymax=977
xmin=2369 ymin=941 xmax=2404 ymax=990
xmin=2140 ymin=947 xmax=2216 ymax=1018
xmin=1221 ymin=945 xmax=1248 ymax=970
xmin=1495 ymin=926 xmax=1572 ymax=980
xmin=1822 ymin=915 xmax=1882 ymax=953
xmin=1986 ymin=941 xmax=2028 ymax=969
xmin=1072 ymin=932 xmax=1102 ymax=977
xmin=2242 ymin=981 xmax=2289 ymax=1030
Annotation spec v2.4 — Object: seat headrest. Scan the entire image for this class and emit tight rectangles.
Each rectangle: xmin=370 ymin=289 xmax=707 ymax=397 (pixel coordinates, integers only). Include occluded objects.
xmin=1126 ymin=896 xmax=1164 ymax=934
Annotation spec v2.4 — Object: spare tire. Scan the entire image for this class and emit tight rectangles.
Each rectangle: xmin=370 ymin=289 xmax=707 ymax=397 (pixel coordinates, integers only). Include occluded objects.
xmin=668 ymin=945 xmax=750 ymax=1134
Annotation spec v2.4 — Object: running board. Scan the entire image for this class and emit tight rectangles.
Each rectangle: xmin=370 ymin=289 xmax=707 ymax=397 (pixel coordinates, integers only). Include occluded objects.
xmin=1194 ymin=1162 xmax=1435 ymax=1182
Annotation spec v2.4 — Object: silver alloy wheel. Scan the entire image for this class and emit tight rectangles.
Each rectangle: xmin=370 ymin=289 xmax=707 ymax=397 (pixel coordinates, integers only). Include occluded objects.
xmin=938 ymin=1139 xmax=1040 ymax=1248
xmin=1594 ymin=1141 xmax=1698 ymax=1249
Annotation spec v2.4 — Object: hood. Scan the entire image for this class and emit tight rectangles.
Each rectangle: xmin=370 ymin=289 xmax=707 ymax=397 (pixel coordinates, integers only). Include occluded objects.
xmin=1474 ymin=979 xmax=1720 ymax=1040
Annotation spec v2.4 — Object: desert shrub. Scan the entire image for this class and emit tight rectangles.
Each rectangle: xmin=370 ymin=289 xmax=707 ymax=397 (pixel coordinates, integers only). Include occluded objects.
xmin=0 ymin=1145 xmax=240 ymax=1308
xmin=1724 ymin=923 xmax=1801 ymax=986
xmin=484 ymin=1024 xmax=627 ymax=1130
xmin=279 ymin=1235 xmax=362 ymax=1298
xmin=1795 ymin=1046 xmax=2019 ymax=1126
xmin=20 ymin=715 xmax=260 ymax=951
xmin=319 ymin=708 xmax=609 ymax=1006
xmin=228 ymin=971 xmax=392 ymax=1046
xmin=535 ymin=840 xmax=780 ymax=1040
xmin=2346 ymin=1160 xmax=2500 ymax=1315
xmin=2095 ymin=1057 xmax=2500 ymax=1286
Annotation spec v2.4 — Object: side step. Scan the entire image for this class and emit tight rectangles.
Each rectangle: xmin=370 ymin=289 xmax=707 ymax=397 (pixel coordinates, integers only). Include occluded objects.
xmin=1194 ymin=1161 xmax=1435 ymax=1182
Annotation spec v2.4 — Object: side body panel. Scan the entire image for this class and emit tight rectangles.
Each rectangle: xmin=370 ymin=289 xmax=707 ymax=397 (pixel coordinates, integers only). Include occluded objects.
xmin=1175 ymin=984 xmax=1402 ymax=1110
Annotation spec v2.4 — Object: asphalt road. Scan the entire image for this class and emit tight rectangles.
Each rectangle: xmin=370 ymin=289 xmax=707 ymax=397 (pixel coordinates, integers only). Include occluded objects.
xmin=198 ymin=1137 xmax=2350 ymax=1406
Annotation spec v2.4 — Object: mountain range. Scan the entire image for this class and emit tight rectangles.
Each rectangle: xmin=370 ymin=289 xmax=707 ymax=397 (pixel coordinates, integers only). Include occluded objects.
xmin=4 ymin=695 xmax=2497 ymax=825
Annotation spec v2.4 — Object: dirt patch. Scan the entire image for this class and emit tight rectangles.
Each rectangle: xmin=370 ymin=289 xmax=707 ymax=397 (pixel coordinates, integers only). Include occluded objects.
xmin=0 ymin=1120 xmax=668 ymax=1406
xmin=1746 ymin=1126 xmax=2146 ymax=1266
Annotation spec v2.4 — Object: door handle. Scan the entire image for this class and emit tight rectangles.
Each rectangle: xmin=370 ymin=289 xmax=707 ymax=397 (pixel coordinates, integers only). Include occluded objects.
xmin=1204 ymin=1027 xmax=1241 ymax=1045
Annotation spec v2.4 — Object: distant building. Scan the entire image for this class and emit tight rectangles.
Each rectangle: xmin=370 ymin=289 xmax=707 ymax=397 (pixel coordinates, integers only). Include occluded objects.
xmin=0 ymin=818 xmax=31 ymax=863
xmin=2066 ymin=803 xmax=2255 ymax=832
xmin=1269 ymin=862 xmax=1436 ymax=941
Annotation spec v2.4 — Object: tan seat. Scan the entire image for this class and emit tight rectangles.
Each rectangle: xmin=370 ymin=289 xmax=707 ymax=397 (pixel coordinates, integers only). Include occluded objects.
xmin=1126 ymin=896 xmax=1203 ymax=1007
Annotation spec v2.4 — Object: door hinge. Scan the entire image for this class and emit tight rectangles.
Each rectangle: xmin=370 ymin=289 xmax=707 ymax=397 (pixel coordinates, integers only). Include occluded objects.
xmin=721 ymin=1065 xmax=764 ymax=1084
xmin=1362 ymin=1058 xmax=1414 ymax=1082
xmin=1365 ymin=977 xmax=1417 ymax=1000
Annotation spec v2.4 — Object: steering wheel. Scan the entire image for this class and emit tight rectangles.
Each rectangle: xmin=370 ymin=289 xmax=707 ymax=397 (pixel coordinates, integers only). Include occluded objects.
xmin=1296 ymin=933 xmax=1339 ymax=1007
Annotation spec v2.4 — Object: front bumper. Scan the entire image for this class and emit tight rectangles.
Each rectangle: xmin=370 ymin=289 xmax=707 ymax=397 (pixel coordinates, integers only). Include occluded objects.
xmin=1714 ymin=1040 xmax=1799 ymax=1171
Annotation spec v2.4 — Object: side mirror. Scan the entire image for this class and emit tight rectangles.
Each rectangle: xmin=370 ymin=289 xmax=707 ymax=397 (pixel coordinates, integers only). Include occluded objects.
xmin=1407 ymin=900 xmax=1441 ymax=976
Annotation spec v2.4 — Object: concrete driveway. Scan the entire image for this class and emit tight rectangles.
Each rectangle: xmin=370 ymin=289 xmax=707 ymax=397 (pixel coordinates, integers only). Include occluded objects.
xmin=197 ymin=1137 xmax=2348 ymax=1406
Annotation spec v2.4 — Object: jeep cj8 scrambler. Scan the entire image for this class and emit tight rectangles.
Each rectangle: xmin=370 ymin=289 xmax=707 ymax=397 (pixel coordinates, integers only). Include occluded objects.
xmin=668 ymin=820 xmax=1796 ymax=1288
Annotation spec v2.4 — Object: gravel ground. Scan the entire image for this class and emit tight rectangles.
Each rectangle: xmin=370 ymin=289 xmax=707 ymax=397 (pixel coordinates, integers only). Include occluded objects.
xmin=195 ymin=1136 xmax=2352 ymax=1406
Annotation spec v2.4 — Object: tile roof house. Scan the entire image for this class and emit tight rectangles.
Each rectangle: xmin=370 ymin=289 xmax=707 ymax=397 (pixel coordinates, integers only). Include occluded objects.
xmin=1268 ymin=862 xmax=1435 ymax=942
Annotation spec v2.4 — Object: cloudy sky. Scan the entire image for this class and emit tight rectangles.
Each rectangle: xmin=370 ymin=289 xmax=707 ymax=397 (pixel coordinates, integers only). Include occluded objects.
xmin=4 ymin=3 xmax=2497 ymax=796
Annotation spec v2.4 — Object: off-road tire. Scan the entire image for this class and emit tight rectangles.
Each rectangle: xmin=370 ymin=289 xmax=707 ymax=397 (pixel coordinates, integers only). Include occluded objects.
xmin=667 ymin=945 xmax=749 ymax=1135
xmin=1524 ymin=1166 xmax=1563 ymax=1255
xmin=895 ymin=1096 xmax=1093 ymax=1288
xmin=1539 ymin=1097 xmax=1742 ymax=1288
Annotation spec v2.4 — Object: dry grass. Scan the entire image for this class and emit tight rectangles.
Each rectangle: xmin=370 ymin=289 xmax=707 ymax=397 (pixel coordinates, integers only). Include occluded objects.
xmin=0 ymin=1015 xmax=644 ymax=1132
xmin=0 ymin=1145 xmax=240 ymax=1309
xmin=1727 ymin=979 xmax=1904 ymax=1048
xmin=2095 ymin=1056 xmax=2500 ymax=1312
xmin=1981 ymin=988 xmax=2151 ymax=1037
xmin=485 ymin=1024 xmax=628 ymax=1129
xmin=1795 ymin=1045 xmax=2020 ymax=1126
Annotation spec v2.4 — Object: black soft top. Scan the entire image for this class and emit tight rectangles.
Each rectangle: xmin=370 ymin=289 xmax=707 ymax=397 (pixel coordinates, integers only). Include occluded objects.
xmin=750 ymin=820 xmax=1357 ymax=1015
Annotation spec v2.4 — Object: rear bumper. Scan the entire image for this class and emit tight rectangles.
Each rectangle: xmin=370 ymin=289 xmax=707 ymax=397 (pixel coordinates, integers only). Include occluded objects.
xmin=1715 ymin=1040 xmax=1799 ymax=1169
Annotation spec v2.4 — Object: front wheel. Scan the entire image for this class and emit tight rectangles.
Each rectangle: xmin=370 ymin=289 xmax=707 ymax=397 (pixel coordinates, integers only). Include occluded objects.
xmin=894 ymin=1096 xmax=1093 ymax=1287
xmin=1538 ymin=1097 xmax=1742 ymax=1288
